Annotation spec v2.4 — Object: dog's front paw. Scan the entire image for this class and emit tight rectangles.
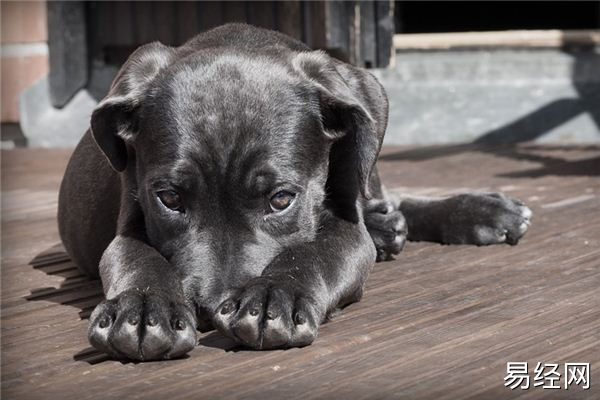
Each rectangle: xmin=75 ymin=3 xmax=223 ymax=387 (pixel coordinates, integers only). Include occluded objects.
xmin=365 ymin=199 xmax=407 ymax=261
xmin=88 ymin=289 xmax=196 ymax=360
xmin=213 ymin=278 xmax=322 ymax=349
xmin=445 ymin=193 xmax=532 ymax=246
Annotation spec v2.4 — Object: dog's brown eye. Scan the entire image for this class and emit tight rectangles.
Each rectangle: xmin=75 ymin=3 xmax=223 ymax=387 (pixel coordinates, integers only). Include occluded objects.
xmin=270 ymin=191 xmax=295 ymax=212
xmin=157 ymin=190 xmax=183 ymax=211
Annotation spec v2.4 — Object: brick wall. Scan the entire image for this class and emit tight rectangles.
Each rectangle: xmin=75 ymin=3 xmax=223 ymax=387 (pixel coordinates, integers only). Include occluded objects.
xmin=1 ymin=1 xmax=48 ymax=123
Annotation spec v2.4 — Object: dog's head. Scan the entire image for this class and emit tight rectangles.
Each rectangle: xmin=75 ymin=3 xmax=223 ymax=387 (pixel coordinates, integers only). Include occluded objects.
xmin=90 ymin=40 xmax=383 ymax=312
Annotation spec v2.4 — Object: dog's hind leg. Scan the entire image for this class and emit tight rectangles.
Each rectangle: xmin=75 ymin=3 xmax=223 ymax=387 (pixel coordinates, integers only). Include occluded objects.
xmin=387 ymin=192 xmax=532 ymax=246
xmin=364 ymin=165 xmax=532 ymax=253
xmin=58 ymin=131 xmax=120 ymax=278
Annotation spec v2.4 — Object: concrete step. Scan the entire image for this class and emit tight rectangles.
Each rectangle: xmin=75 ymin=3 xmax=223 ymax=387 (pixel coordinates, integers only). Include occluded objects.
xmin=374 ymin=48 xmax=600 ymax=144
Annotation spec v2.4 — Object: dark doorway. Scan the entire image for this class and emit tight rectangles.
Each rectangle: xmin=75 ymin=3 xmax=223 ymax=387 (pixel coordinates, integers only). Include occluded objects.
xmin=396 ymin=1 xmax=600 ymax=33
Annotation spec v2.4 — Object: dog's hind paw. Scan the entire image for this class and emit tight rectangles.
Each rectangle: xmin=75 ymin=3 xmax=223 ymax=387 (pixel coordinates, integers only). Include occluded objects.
xmin=88 ymin=289 xmax=197 ymax=361
xmin=213 ymin=278 xmax=321 ymax=350
xmin=442 ymin=193 xmax=532 ymax=246
xmin=365 ymin=199 xmax=407 ymax=261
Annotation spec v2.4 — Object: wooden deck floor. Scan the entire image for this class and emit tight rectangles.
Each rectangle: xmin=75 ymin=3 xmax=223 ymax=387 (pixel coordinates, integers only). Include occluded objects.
xmin=1 ymin=144 xmax=599 ymax=399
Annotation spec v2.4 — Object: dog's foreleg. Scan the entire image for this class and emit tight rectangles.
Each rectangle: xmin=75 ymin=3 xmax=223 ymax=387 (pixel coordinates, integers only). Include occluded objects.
xmin=213 ymin=212 xmax=376 ymax=349
xmin=87 ymin=235 xmax=197 ymax=360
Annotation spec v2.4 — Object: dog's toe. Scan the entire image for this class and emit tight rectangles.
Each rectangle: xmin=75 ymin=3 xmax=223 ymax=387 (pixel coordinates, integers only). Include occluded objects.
xmin=519 ymin=205 xmax=533 ymax=219
xmin=232 ymin=312 xmax=262 ymax=347
xmin=111 ymin=317 xmax=141 ymax=359
xmin=262 ymin=317 xmax=291 ymax=348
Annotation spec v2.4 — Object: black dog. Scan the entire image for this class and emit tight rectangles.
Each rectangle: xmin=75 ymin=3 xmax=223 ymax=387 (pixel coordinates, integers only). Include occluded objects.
xmin=58 ymin=24 xmax=531 ymax=361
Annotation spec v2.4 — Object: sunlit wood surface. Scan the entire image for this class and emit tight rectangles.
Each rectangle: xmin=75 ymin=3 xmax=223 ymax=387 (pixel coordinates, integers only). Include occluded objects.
xmin=2 ymin=144 xmax=599 ymax=399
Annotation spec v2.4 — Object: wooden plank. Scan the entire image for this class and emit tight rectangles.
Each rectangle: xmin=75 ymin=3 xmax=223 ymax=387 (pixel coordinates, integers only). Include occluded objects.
xmin=132 ymin=1 xmax=157 ymax=45
xmin=359 ymin=1 xmax=377 ymax=68
xmin=275 ymin=1 xmax=302 ymax=41
xmin=393 ymin=29 xmax=600 ymax=50
xmin=222 ymin=1 xmax=248 ymax=24
xmin=247 ymin=1 xmax=277 ymax=31
xmin=303 ymin=1 xmax=327 ymax=50
xmin=47 ymin=1 xmax=87 ymax=107
xmin=311 ymin=1 xmax=359 ymax=64
xmin=152 ymin=1 xmax=178 ymax=46
xmin=197 ymin=1 xmax=223 ymax=32
xmin=111 ymin=2 xmax=135 ymax=47
xmin=375 ymin=0 xmax=394 ymax=67
xmin=175 ymin=1 xmax=199 ymax=44
xmin=326 ymin=1 xmax=351 ymax=55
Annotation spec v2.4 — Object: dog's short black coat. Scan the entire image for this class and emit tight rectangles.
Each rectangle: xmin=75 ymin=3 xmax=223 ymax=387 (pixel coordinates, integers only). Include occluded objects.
xmin=58 ymin=23 xmax=531 ymax=360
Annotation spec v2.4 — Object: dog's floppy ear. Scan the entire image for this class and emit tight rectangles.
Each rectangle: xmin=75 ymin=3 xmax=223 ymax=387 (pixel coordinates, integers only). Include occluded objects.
xmin=91 ymin=42 xmax=176 ymax=172
xmin=292 ymin=51 xmax=384 ymax=202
